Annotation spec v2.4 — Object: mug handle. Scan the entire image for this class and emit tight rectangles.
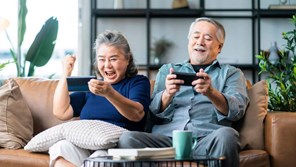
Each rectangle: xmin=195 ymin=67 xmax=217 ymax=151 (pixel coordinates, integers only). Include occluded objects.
xmin=192 ymin=137 xmax=198 ymax=150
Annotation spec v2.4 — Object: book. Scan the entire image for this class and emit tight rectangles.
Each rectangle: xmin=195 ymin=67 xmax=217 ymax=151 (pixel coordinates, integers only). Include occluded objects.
xmin=268 ymin=4 xmax=296 ymax=10
xmin=108 ymin=147 xmax=175 ymax=160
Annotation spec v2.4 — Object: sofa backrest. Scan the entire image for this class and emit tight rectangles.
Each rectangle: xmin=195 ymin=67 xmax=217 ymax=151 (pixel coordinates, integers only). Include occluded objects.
xmin=13 ymin=77 xmax=64 ymax=136
xmin=13 ymin=77 xmax=268 ymax=151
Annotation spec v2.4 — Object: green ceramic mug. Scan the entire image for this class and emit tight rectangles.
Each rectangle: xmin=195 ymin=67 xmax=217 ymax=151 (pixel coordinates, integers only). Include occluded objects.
xmin=172 ymin=130 xmax=198 ymax=160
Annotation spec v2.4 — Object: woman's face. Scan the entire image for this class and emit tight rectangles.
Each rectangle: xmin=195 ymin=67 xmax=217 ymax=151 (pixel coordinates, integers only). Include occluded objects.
xmin=96 ymin=44 xmax=129 ymax=84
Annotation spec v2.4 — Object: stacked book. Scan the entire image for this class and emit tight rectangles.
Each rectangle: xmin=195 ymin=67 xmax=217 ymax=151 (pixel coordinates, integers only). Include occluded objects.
xmin=107 ymin=147 xmax=175 ymax=160
xmin=268 ymin=4 xmax=296 ymax=9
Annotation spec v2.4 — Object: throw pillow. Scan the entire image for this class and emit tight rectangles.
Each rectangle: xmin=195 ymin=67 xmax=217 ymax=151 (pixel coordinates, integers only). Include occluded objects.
xmin=235 ymin=80 xmax=268 ymax=150
xmin=24 ymin=120 xmax=128 ymax=152
xmin=0 ymin=78 xmax=33 ymax=149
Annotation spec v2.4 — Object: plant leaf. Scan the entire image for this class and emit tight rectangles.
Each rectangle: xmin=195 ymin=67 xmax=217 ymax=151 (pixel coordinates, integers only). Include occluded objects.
xmin=0 ymin=61 xmax=11 ymax=71
xmin=25 ymin=17 xmax=58 ymax=75
xmin=18 ymin=0 xmax=27 ymax=47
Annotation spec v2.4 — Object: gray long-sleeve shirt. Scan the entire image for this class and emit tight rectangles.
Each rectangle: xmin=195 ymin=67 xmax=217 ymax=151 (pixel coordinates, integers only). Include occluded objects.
xmin=149 ymin=60 xmax=249 ymax=138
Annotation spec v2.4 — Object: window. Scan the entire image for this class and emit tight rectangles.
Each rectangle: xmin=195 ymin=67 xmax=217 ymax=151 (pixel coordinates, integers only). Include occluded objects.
xmin=0 ymin=0 xmax=78 ymax=79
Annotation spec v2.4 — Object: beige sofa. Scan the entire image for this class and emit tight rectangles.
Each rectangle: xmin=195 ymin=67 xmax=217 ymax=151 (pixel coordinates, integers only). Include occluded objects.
xmin=0 ymin=77 xmax=296 ymax=167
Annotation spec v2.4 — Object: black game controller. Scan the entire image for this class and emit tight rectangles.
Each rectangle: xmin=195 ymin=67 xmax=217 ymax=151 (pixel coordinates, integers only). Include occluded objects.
xmin=172 ymin=72 xmax=203 ymax=86
xmin=66 ymin=76 xmax=97 ymax=91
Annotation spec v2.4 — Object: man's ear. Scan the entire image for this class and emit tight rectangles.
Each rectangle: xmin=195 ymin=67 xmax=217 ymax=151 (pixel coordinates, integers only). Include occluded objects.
xmin=218 ymin=43 xmax=223 ymax=53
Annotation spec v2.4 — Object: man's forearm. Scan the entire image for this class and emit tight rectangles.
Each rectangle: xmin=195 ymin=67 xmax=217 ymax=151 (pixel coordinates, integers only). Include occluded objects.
xmin=206 ymin=87 xmax=229 ymax=115
xmin=161 ymin=90 xmax=173 ymax=112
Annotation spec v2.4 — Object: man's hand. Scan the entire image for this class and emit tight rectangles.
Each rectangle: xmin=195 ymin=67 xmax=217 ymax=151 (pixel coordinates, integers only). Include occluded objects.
xmin=192 ymin=68 xmax=213 ymax=96
xmin=164 ymin=68 xmax=184 ymax=98
xmin=192 ymin=68 xmax=229 ymax=115
xmin=160 ymin=68 xmax=182 ymax=111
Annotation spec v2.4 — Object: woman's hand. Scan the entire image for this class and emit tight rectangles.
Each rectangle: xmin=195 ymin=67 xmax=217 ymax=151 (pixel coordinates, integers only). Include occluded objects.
xmin=88 ymin=79 xmax=113 ymax=97
xmin=53 ymin=55 xmax=76 ymax=121
xmin=62 ymin=55 xmax=76 ymax=77
xmin=88 ymin=78 xmax=145 ymax=122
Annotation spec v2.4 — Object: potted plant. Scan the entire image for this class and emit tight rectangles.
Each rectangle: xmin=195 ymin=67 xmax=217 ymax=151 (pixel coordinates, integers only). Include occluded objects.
xmin=151 ymin=37 xmax=173 ymax=64
xmin=256 ymin=15 xmax=296 ymax=112
xmin=4 ymin=0 xmax=58 ymax=77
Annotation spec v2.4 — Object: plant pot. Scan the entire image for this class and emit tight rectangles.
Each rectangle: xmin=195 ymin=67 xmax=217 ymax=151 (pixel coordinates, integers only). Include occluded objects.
xmin=114 ymin=0 xmax=124 ymax=9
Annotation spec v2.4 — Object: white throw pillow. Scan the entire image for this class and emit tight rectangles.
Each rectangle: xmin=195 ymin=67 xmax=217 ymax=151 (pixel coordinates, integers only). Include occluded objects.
xmin=24 ymin=120 xmax=128 ymax=152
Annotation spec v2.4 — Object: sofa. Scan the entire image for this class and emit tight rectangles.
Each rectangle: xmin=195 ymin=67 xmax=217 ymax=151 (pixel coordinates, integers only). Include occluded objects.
xmin=0 ymin=77 xmax=296 ymax=167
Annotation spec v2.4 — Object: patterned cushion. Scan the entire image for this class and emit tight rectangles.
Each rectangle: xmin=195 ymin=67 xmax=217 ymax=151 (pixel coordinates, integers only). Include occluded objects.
xmin=24 ymin=120 xmax=127 ymax=152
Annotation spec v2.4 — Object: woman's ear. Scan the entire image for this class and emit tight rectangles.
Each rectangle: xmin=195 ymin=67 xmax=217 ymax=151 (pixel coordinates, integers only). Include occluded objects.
xmin=127 ymin=54 xmax=132 ymax=63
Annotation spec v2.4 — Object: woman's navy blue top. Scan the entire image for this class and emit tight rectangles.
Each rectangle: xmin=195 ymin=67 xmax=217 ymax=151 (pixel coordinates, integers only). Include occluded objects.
xmin=70 ymin=75 xmax=150 ymax=131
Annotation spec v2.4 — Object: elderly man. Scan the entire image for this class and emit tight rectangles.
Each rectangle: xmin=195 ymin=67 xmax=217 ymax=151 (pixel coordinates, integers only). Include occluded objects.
xmin=118 ymin=17 xmax=249 ymax=167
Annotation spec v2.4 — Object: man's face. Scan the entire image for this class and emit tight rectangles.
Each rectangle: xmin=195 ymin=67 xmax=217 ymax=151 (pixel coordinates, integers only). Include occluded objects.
xmin=96 ymin=44 xmax=129 ymax=84
xmin=187 ymin=21 xmax=222 ymax=65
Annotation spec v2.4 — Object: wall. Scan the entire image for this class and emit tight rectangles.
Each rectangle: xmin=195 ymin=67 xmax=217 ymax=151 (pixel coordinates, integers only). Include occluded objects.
xmin=81 ymin=0 xmax=296 ymax=82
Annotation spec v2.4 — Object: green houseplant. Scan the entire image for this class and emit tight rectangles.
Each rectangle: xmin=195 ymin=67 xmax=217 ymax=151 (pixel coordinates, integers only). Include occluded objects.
xmin=256 ymin=15 xmax=296 ymax=112
xmin=5 ymin=0 xmax=58 ymax=77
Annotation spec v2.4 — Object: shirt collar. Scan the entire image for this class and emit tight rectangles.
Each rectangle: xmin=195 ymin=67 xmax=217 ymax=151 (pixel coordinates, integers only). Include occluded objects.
xmin=175 ymin=59 xmax=221 ymax=71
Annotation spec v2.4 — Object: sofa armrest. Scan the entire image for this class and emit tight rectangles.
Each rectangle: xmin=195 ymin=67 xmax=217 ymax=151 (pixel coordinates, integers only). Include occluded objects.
xmin=265 ymin=112 xmax=296 ymax=167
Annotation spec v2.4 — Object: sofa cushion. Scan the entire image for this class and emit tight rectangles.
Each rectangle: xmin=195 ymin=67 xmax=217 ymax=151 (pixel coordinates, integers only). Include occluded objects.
xmin=235 ymin=80 xmax=268 ymax=150
xmin=239 ymin=150 xmax=270 ymax=167
xmin=24 ymin=120 xmax=128 ymax=152
xmin=0 ymin=79 xmax=33 ymax=149
xmin=0 ymin=148 xmax=49 ymax=167
xmin=12 ymin=77 xmax=64 ymax=135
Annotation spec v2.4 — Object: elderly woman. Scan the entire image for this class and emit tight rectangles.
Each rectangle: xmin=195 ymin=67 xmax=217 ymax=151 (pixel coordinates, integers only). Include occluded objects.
xmin=49 ymin=30 xmax=150 ymax=167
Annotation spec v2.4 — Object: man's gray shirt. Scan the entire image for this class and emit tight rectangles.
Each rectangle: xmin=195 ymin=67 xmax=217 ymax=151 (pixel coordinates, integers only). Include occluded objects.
xmin=149 ymin=60 xmax=249 ymax=138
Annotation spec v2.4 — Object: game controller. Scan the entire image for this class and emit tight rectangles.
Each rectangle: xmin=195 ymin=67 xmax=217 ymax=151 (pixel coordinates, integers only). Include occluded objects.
xmin=66 ymin=76 xmax=97 ymax=91
xmin=172 ymin=72 xmax=203 ymax=86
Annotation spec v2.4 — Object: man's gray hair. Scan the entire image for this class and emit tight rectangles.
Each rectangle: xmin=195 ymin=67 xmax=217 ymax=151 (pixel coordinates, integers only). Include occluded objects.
xmin=187 ymin=17 xmax=225 ymax=45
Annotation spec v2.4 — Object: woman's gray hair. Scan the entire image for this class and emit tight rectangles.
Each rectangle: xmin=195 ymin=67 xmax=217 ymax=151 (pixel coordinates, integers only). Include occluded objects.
xmin=187 ymin=17 xmax=225 ymax=45
xmin=93 ymin=30 xmax=138 ymax=77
